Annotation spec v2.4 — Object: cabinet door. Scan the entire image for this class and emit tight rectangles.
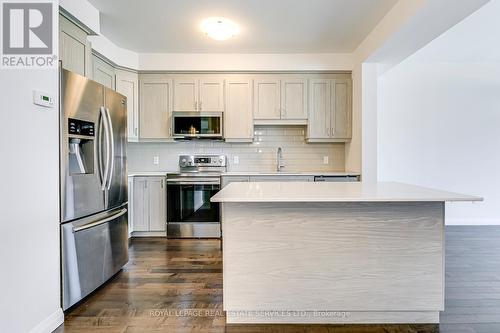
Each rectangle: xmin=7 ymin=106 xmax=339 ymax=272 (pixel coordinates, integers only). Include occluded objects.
xmin=140 ymin=77 xmax=172 ymax=139
xmin=225 ymin=79 xmax=253 ymax=142
xmin=173 ymin=79 xmax=198 ymax=111
xmin=254 ymin=80 xmax=280 ymax=120
xmin=59 ymin=15 xmax=91 ymax=77
xmin=281 ymin=79 xmax=307 ymax=120
xmin=132 ymin=177 xmax=149 ymax=232
xmin=148 ymin=177 xmax=167 ymax=232
xmin=92 ymin=55 xmax=115 ymax=89
xmin=307 ymin=79 xmax=331 ymax=139
xmin=331 ymin=79 xmax=352 ymax=139
xmin=127 ymin=177 xmax=133 ymax=235
xmin=115 ymin=70 xmax=139 ymax=141
xmin=199 ymin=79 xmax=224 ymax=111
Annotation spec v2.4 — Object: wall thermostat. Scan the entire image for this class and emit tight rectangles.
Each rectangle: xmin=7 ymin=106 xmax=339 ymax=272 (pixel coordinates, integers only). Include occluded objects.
xmin=33 ymin=90 xmax=54 ymax=108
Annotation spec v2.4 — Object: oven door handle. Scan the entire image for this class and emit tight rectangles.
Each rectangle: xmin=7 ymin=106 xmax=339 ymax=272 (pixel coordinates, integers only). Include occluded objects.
xmin=166 ymin=180 xmax=220 ymax=185
xmin=166 ymin=178 xmax=220 ymax=185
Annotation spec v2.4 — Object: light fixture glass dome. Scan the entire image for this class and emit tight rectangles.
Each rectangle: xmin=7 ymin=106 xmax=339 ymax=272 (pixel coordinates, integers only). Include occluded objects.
xmin=200 ymin=17 xmax=240 ymax=41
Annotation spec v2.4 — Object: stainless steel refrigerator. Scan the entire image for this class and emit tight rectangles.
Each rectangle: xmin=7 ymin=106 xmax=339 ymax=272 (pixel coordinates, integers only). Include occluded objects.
xmin=60 ymin=69 xmax=128 ymax=310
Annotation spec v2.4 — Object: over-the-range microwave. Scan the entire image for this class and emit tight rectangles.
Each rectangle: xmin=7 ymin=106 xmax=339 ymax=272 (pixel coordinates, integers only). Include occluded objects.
xmin=171 ymin=111 xmax=223 ymax=140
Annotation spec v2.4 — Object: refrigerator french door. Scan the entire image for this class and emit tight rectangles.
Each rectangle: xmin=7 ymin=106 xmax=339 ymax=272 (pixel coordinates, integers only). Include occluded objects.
xmin=60 ymin=69 xmax=128 ymax=310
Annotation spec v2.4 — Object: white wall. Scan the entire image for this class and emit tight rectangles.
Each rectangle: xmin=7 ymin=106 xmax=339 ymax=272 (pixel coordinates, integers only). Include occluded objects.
xmin=0 ymin=6 xmax=63 ymax=333
xmin=138 ymin=53 xmax=353 ymax=71
xmin=377 ymin=0 xmax=500 ymax=225
xmin=89 ymin=34 xmax=139 ymax=69
xmin=346 ymin=0 xmax=490 ymax=178
xmin=378 ymin=62 xmax=500 ymax=224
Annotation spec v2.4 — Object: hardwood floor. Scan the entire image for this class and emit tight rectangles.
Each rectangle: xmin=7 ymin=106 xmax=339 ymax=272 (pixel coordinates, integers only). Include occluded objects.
xmin=55 ymin=226 xmax=500 ymax=333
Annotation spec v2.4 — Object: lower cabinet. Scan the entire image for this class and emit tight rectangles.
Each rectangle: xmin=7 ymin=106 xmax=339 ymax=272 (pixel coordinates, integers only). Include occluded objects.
xmin=131 ymin=176 xmax=167 ymax=235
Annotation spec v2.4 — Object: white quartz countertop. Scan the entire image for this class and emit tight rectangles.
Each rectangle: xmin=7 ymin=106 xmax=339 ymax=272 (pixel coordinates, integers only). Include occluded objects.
xmin=221 ymin=171 xmax=360 ymax=177
xmin=211 ymin=181 xmax=482 ymax=203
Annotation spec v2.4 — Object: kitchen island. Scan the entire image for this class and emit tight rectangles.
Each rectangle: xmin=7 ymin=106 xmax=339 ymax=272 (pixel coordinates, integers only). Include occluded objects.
xmin=211 ymin=182 xmax=481 ymax=324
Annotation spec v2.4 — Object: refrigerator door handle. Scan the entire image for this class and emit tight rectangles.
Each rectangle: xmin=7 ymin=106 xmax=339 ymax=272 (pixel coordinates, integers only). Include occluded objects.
xmin=105 ymin=107 xmax=115 ymax=190
xmin=97 ymin=108 xmax=104 ymax=188
xmin=100 ymin=106 xmax=111 ymax=191
xmin=73 ymin=208 xmax=128 ymax=233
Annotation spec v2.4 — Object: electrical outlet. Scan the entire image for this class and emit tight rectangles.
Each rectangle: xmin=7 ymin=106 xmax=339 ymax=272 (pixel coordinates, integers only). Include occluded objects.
xmin=323 ymin=156 xmax=329 ymax=164
xmin=233 ymin=156 xmax=239 ymax=165
xmin=153 ymin=156 xmax=159 ymax=165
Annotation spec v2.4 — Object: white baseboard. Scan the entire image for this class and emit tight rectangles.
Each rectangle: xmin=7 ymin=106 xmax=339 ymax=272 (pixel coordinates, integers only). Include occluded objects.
xmin=446 ymin=218 xmax=500 ymax=225
xmin=28 ymin=308 xmax=64 ymax=333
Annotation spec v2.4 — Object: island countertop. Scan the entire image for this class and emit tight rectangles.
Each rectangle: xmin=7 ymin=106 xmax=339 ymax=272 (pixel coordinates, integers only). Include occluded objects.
xmin=211 ymin=181 xmax=482 ymax=203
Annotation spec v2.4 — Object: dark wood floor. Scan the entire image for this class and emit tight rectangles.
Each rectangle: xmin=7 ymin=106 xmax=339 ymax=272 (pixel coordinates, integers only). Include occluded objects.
xmin=55 ymin=226 xmax=500 ymax=333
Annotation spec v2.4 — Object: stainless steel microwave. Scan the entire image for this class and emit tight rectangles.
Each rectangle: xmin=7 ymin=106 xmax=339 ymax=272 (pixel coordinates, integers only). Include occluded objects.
xmin=172 ymin=112 xmax=223 ymax=139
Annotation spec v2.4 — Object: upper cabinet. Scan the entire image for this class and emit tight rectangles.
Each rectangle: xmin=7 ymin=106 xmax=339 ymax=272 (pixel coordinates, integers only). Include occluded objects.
xmin=331 ymin=80 xmax=352 ymax=139
xmin=92 ymin=55 xmax=115 ymax=89
xmin=173 ymin=78 xmax=224 ymax=112
xmin=281 ymin=79 xmax=307 ymax=120
xmin=199 ymin=79 xmax=225 ymax=111
xmin=225 ymin=78 xmax=254 ymax=142
xmin=130 ymin=73 xmax=350 ymax=143
xmin=139 ymin=75 xmax=173 ymax=140
xmin=116 ymin=69 xmax=139 ymax=141
xmin=173 ymin=79 xmax=197 ymax=111
xmin=254 ymin=79 xmax=280 ymax=120
xmin=254 ymin=77 xmax=307 ymax=123
xmin=307 ymin=78 xmax=352 ymax=142
xmin=59 ymin=15 xmax=92 ymax=77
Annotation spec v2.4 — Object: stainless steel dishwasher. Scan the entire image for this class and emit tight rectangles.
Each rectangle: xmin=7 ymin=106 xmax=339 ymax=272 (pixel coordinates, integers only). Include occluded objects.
xmin=314 ymin=175 xmax=360 ymax=182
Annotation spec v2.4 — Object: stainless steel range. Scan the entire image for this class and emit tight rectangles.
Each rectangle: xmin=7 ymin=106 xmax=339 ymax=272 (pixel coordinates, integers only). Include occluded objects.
xmin=166 ymin=155 xmax=227 ymax=238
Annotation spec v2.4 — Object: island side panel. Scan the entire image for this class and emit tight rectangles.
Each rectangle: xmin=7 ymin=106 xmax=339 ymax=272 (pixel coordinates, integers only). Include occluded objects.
xmin=221 ymin=202 xmax=444 ymax=316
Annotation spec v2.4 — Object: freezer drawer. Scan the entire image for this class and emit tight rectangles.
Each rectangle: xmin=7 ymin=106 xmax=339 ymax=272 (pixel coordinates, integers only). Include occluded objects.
xmin=62 ymin=206 xmax=129 ymax=310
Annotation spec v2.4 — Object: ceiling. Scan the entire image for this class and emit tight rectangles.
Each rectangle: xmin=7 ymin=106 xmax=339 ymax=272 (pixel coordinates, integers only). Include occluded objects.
xmin=87 ymin=0 xmax=397 ymax=54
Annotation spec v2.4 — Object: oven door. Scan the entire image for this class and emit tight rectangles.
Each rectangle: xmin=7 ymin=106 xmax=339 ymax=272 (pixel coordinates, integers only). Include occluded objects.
xmin=166 ymin=178 xmax=221 ymax=238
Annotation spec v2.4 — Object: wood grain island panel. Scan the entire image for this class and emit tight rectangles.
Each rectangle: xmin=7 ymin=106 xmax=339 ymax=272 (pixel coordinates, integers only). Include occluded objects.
xmin=221 ymin=201 xmax=445 ymax=324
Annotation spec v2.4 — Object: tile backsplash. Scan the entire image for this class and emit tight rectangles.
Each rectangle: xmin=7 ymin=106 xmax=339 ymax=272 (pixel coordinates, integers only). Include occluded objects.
xmin=127 ymin=126 xmax=345 ymax=172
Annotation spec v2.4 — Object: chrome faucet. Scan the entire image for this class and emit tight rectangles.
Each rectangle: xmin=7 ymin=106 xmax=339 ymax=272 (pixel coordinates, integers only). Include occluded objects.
xmin=277 ymin=147 xmax=285 ymax=172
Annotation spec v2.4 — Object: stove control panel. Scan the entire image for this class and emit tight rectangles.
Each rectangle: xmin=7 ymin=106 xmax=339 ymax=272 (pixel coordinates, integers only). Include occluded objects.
xmin=179 ymin=155 xmax=226 ymax=168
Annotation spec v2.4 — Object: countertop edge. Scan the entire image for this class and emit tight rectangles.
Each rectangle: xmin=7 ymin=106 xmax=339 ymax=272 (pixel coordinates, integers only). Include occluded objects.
xmin=211 ymin=197 xmax=483 ymax=203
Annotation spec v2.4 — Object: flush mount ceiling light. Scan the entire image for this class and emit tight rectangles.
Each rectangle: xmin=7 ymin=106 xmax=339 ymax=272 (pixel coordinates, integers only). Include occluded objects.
xmin=200 ymin=17 xmax=240 ymax=41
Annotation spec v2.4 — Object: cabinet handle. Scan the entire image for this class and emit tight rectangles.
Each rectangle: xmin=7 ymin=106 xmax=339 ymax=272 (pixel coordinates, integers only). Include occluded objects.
xmin=194 ymin=101 xmax=197 ymax=110
xmin=199 ymin=101 xmax=202 ymax=110
xmin=161 ymin=179 xmax=164 ymax=188
xmin=134 ymin=127 xmax=138 ymax=136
